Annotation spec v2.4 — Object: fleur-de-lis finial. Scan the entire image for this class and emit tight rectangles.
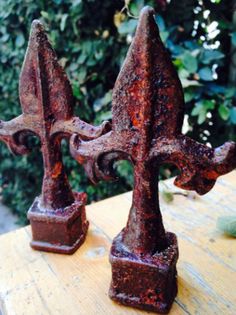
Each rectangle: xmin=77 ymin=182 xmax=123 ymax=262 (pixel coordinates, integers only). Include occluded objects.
xmin=0 ymin=20 xmax=110 ymax=254
xmin=71 ymin=6 xmax=236 ymax=312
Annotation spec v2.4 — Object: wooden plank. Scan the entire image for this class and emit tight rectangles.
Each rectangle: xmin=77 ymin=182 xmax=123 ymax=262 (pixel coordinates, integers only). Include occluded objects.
xmin=0 ymin=172 xmax=235 ymax=315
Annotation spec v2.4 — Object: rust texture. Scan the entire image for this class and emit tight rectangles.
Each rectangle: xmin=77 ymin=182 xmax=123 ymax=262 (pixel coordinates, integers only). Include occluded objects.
xmin=0 ymin=20 xmax=109 ymax=254
xmin=71 ymin=6 xmax=236 ymax=313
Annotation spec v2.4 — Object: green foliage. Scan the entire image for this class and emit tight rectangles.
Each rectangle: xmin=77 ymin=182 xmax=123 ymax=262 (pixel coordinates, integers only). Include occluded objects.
xmin=217 ymin=216 xmax=236 ymax=237
xmin=161 ymin=190 xmax=174 ymax=203
xmin=0 ymin=0 xmax=235 ymax=224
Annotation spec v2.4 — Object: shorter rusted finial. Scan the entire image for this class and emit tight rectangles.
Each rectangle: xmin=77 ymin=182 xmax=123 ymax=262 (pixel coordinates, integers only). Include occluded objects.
xmin=0 ymin=20 xmax=110 ymax=254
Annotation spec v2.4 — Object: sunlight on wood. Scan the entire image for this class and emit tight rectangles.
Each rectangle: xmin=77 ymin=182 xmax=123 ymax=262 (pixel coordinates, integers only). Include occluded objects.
xmin=0 ymin=171 xmax=235 ymax=315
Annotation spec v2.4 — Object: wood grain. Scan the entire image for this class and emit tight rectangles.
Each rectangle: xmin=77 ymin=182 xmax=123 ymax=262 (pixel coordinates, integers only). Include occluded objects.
xmin=0 ymin=172 xmax=235 ymax=315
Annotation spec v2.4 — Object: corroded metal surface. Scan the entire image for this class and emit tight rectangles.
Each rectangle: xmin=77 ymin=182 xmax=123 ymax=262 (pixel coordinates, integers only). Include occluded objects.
xmin=71 ymin=6 xmax=236 ymax=313
xmin=0 ymin=21 xmax=109 ymax=254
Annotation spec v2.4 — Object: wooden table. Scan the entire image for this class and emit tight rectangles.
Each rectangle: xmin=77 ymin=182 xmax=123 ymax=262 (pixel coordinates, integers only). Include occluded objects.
xmin=0 ymin=172 xmax=235 ymax=315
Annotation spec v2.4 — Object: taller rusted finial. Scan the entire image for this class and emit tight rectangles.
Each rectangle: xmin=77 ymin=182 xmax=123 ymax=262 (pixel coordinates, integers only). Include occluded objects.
xmin=71 ymin=6 xmax=236 ymax=313
xmin=0 ymin=20 xmax=109 ymax=254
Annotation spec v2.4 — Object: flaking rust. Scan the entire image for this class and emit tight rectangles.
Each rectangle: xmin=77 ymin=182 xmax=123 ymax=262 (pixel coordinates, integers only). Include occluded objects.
xmin=71 ymin=6 xmax=236 ymax=313
xmin=0 ymin=20 xmax=109 ymax=254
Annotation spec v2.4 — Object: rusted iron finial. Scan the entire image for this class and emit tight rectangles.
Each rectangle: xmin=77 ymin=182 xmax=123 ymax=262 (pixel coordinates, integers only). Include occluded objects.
xmin=0 ymin=20 xmax=109 ymax=254
xmin=71 ymin=6 xmax=236 ymax=313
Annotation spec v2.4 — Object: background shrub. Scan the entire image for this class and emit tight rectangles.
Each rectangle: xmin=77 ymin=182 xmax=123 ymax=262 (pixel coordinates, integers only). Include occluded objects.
xmin=0 ymin=0 xmax=235 ymax=224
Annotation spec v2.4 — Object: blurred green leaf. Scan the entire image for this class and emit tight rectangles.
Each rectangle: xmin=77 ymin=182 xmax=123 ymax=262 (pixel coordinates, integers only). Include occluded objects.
xmin=162 ymin=190 xmax=174 ymax=203
xmin=198 ymin=111 xmax=206 ymax=124
xmin=230 ymin=107 xmax=236 ymax=124
xmin=184 ymin=91 xmax=195 ymax=102
xmin=60 ymin=14 xmax=68 ymax=31
xmin=191 ymin=100 xmax=215 ymax=124
xmin=201 ymin=50 xmax=224 ymax=64
xmin=77 ymin=68 xmax=87 ymax=83
xmin=178 ymin=68 xmax=189 ymax=79
xmin=15 ymin=33 xmax=25 ymax=47
xmin=93 ymin=91 xmax=112 ymax=112
xmin=96 ymin=110 xmax=112 ymax=122
xmin=198 ymin=67 xmax=213 ymax=81
xmin=160 ymin=31 xmax=169 ymax=42
xmin=155 ymin=15 xmax=165 ymax=31
xmin=180 ymin=78 xmax=201 ymax=88
xmin=1 ymin=34 xmax=9 ymax=42
xmin=217 ymin=216 xmax=236 ymax=237
xmin=72 ymin=83 xmax=82 ymax=100
xmin=218 ymin=104 xmax=230 ymax=121
xmin=225 ymin=87 xmax=236 ymax=99
xmin=115 ymin=160 xmax=133 ymax=187
xmin=231 ymin=32 xmax=236 ymax=45
xmin=40 ymin=11 xmax=49 ymax=20
xmin=118 ymin=19 xmax=137 ymax=35
xmin=181 ymin=52 xmax=198 ymax=73
xmin=77 ymin=53 xmax=87 ymax=64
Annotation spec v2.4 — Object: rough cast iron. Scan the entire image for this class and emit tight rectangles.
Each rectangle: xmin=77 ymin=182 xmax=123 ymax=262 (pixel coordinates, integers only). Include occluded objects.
xmin=0 ymin=21 xmax=109 ymax=254
xmin=71 ymin=6 xmax=236 ymax=313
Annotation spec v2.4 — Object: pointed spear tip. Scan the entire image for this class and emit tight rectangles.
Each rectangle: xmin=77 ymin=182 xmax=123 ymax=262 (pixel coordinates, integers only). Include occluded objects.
xmin=139 ymin=6 xmax=156 ymax=24
xmin=31 ymin=19 xmax=44 ymax=29
xmin=136 ymin=6 xmax=159 ymax=36
xmin=30 ymin=19 xmax=45 ymax=37
xmin=26 ymin=19 xmax=48 ymax=51
xmin=139 ymin=5 xmax=155 ymax=17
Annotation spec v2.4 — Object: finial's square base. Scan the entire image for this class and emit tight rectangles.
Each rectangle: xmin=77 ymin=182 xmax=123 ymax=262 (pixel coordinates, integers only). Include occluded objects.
xmin=109 ymin=231 xmax=178 ymax=314
xmin=27 ymin=192 xmax=89 ymax=254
